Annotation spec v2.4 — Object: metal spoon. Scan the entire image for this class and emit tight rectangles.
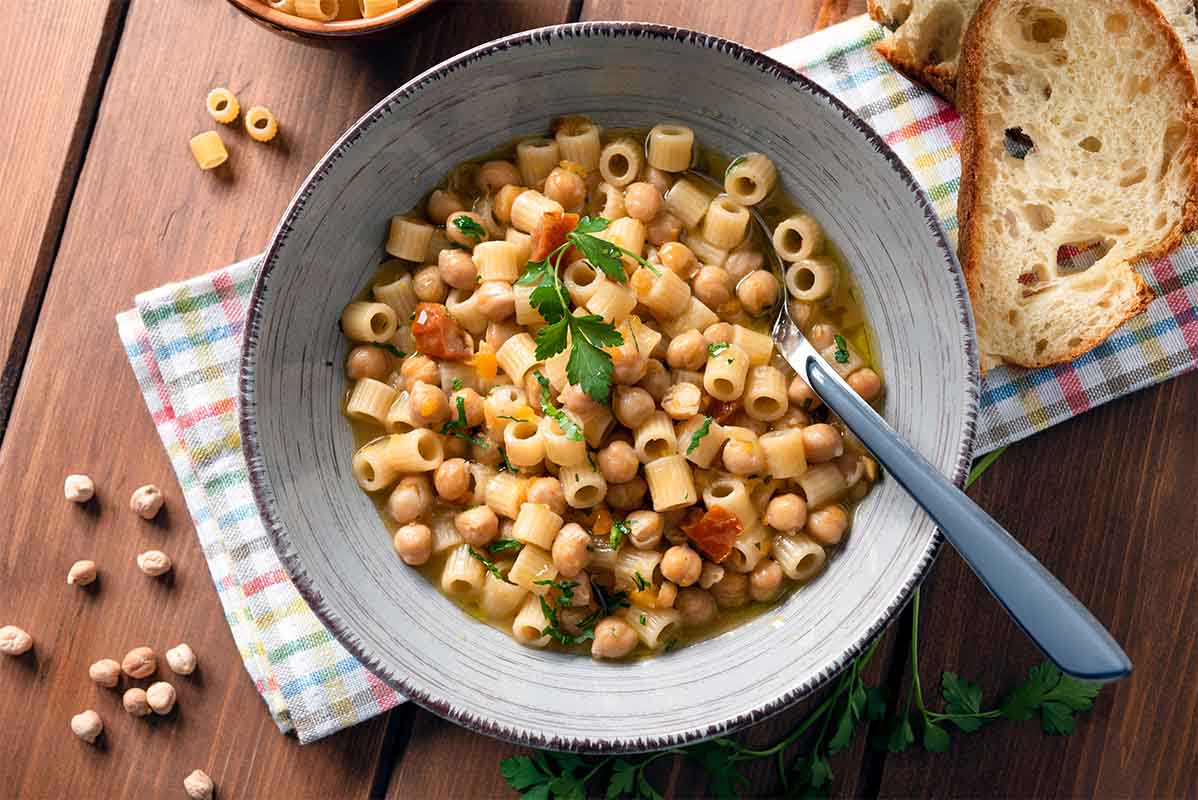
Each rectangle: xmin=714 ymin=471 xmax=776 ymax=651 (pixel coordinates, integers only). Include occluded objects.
xmin=690 ymin=172 xmax=1132 ymax=681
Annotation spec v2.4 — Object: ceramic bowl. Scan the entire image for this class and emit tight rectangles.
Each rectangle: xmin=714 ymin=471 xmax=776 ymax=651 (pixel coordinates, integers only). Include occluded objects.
xmin=240 ymin=22 xmax=979 ymax=752
xmin=225 ymin=0 xmax=438 ymax=41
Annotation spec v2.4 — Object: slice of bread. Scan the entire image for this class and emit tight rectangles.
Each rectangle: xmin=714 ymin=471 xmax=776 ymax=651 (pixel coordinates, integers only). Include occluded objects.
xmin=869 ymin=0 xmax=1198 ymax=100
xmin=957 ymin=0 xmax=1198 ymax=369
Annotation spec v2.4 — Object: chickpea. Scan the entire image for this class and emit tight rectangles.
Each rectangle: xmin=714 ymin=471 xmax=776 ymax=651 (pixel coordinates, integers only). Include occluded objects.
xmin=675 ymin=587 xmax=717 ymax=627
xmin=526 ymin=477 xmax=566 ymax=516
xmin=725 ymin=245 xmax=764 ymax=283
xmin=559 ymin=382 xmax=599 ymax=415
xmin=657 ymin=580 xmax=678 ymax=608
xmin=638 ymin=359 xmax=670 ymax=402
xmin=427 ymin=189 xmax=465 ymax=225
xmin=613 ymin=386 xmax=655 ymax=429
xmin=807 ymin=323 xmax=837 ymax=350
xmin=658 ymin=241 xmax=696 ymax=276
xmin=806 ymin=505 xmax=849 ymax=546
xmin=434 ymin=458 xmax=471 ymax=502
xmin=711 ymin=571 xmax=750 ymax=609
xmin=765 ymin=493 xmax=807 ymax=532
xmin=801 ymin=423 xmax=844 ymax=463
xmin=70 ymin=710 xmax=103 ymax=744
xmin=736 ymin=269 xmax=780 ymax=316
xmin=184 ymin=770 xmax=216 ymax=800
xmin=597 ymin=441 xmax=639 ymax=484
xmin=750 ymin=559 xmax=785 ymax=603
xmin=477 ymin=160 xmax=521 ymax=193
xmin=611 ymin=346 xmax=648 ymax=386
xmin=626 ymin=510 xmax=663 ymax=550
xmin=121 ymin=646 xmax=157 ymax=679
xmin=848 ymin=368 xmax=883 ymax=402
xmin=698 ymin=561 xmax=725 ymax=589
xmin=387 ymin=475 xmax=432 ymax=525
xmin=413 ymin=264 xmax=448 ymax=303
xmin=122 ymin=687 xmax=151 ymax=717
xmin=67 ymin=560 xmax=98 ymax=586
xmin=591 ymin=617 xmax=638 ymax=659
xmin=494 ymin=184 xmax=525 ymax=224
xmin=137 ymin=550 xmax=173 ymax=577
xmin=165 ymin=643 xmax=198 ymax=676
xmin=723 ymin=438 xmax=764 ymax=476
xmin=443 ymin=436 xmax=469 ymax=459
xmin=666 ymin=329 xmax=706 ymax=371
xmin=453 ymin=387 xmax=485 ymax=427
xmin=703 ymin=322 xmax=733 ymax=345
xmin=645 ymin=211 xmax=683 ymax=246
xmin=346 ymin=345 xmax=389 ymax=381
xmin=446 ymin=211 xmax=489 ymax=247
xmin=147 ymin=681 xmax=177 ymax=715
xmin=639 ymin=165 xmax=674 ymax=196
xmin=780 ymin=407 xmax=811 ymax=429
xmin=485 ymin=319 xmax=520 ymax=351
xmin=551 ymin=523 xmax=591 ymax=578
xmin=401 ymin=354 xmax=439 ymax=387
xmin=455 ymin=506 xmax=499 ymax=547
xmin=788 ymin=375 xmax=822 ymax=411
xmin=662 ymin=383 xmax=702 ymax=420
xmin=393 ymin=523 xmax=434 ymax=565
xmin=607 ymin=478 xmax=647 ymax=511
xmin=623 ymin=182 xmax=663 ymax=221
xmin=88 ymin=658 xmax=121 ymax=688
xmin=543 ymin=167 xmax=587 ymax=211
xmin=437 ymin=248 xmax=478 ymax=290
xmin=475 ymin=280 xmax=515 ymax=321
xmin=130 ymin=484 xmax=165 ymax=520
xmin=660 ymin=545 xmax=702 ymax=587
xmin=64 ymin=473 xmax=95 ymax=503
xmin=409 ymin=381 xmax=451 ymax=428
xmin=686 ymin=265 xmax=729 ymax=309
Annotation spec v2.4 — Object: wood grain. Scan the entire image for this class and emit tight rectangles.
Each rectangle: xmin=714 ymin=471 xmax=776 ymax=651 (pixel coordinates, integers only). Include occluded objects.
xmin=0 ymin=0 xmax=127 ymax=440
xmin=0 ymin=1 xmax=568 ymax=798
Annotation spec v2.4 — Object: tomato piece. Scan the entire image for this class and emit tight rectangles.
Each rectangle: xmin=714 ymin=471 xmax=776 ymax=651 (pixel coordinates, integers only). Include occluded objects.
xmin=709 ymin=399 xmax=741 ymax=424
xmin=530 ymin=211 xmax=580 ymax=261
xmin=411 ymin=302 xmax=471 ymax=361
xmin=681 ymin=506 xmax=743 ymax=563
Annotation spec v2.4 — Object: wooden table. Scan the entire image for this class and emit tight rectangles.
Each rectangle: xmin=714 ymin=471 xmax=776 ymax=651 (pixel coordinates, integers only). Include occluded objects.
xmin=1 ymin=1 xmax=1194 ymax=797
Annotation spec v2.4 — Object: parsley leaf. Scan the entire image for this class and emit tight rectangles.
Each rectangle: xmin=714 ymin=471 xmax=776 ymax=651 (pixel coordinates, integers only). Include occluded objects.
xmin=999 ymin=662 xmax=1100 ymax=734
xmin=368 ymin=342 xmax=406 ymax=358
xmin=451 ymin=214 xmax=486 ymax=242
xmin=609 ymin=518 xmax=630 ymax=550
xmin=534 ymin=370 xmax=584 ymax=441
xmin=568 ymin=230 xmax=628 ymax=282
xmin=489 ymin=538 xmax=524 ymax=554
xmin=533 ymin=317 xmax=570 ymax=361
xmin=572 ymin=215 xmax=609 ymax=235
xmin=467 ymin=546 xmax=506 ymax=581
xmin=686 ymin=416 xmax=713 ymax=455
xmin=533 ymin=578 xmax=579 ymax=607
xmin=942 ymin=672 xmax=986 ymax=732
xmin=567 ymin=315 xmax=623 ymax=404
xmin=834 ymin=334 xmax=850 ymax=364
xmin=538 ymin=594 xmax=597 ymax=646
xmin=707 ymin=341 xmax=730 ymax=358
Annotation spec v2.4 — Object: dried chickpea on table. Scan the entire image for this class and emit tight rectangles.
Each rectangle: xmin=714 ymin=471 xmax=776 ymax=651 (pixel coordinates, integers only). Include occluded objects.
xmin=336 ymin=115 xmax=886 ymax=660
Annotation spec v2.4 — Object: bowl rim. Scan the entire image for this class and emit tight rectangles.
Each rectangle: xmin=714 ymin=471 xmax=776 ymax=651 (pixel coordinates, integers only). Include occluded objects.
xmin=239 ymin=20 xmax=981 ymax=752
xmin=225 ymin=0 xmax=439 ymax=37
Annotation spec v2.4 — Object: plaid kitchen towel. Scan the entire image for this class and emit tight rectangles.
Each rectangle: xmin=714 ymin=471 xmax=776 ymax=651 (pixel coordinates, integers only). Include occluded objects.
xmin=115 ymin=15 xmax=1198 ymax=742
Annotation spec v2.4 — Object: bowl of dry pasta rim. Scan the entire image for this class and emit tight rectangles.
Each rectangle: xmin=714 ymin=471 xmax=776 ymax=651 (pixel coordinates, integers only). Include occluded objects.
xmin=225 ymin=0 xmax=439 ymax=40
xmin=239 ymin=22 xmax=979 ymax=752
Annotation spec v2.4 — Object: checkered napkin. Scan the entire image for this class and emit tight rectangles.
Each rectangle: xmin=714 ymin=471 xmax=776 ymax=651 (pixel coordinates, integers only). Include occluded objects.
xmin=114 ymin=16 xmax=1198 ymax=742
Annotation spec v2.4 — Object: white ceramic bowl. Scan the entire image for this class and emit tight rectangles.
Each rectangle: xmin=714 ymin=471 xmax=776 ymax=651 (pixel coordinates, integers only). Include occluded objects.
xmin=240 ymin=22 xmax=979 ymax=752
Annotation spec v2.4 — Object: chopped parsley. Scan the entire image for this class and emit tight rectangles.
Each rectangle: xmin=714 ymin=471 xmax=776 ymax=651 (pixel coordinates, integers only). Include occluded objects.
xmin=497 ymin=414 xmax=531 ymax=423
xmin=708 ymin=341 xmax=730 ymax=358
xmin=441 ymin=396 xmax=488 ymax=448
xmin=632 ymin=572 xmax=649 ymax=592
xmin=609 ymin=518 xmax=631 ymax=550
xmin=834 ymin=335 xmax=850 ymax=364
xmin=538 ymin=595 xmax=598 ymax=646
xmin=497 ymin=447 xmax=518 ymax=473
xmin=467 ymin=546 xmax=506 ymax=581
xmin=488 ymin=538 xmax=524 ymax=555
xmin=452 ymin=214 xmax=486 ymax=242
xmin=533 ymin=578 xmax=579 ymax=607
xmin=592 ymin=583 xmax=630 ymax=616
xmin=534 ymin=370 xmax=583 ymax=441
xmin=451 ymin=377 xmax=463 ymax=391
xmin=687 ymin=416 xmax=713 ymax=455
xmin=368 ymin=342 xmax=406 ymax=358
xmin=639 ymin=614 xmax=647 ymax=625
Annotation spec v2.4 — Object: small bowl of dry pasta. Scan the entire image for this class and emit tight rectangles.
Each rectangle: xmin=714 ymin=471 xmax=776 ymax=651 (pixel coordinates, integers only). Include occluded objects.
xmin=240 ymin=22 xmax=978 ymax=752
xmin=225 ymin=0 xmax=438 ymax=39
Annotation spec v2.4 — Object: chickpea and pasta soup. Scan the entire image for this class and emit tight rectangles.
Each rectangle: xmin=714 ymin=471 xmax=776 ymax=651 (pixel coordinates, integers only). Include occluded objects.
xmin=339 ymin=116 xmax=885 ymax=660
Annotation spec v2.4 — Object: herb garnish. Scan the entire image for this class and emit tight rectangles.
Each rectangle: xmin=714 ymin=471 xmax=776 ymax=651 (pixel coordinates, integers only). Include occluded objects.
xmin=592 ymin=583 xmax=630 ymax=617
xmin=451 ymin=377 xmax=463 ymax=391
xmin=441 ymin=396 xmax=487 ymax=448
xmin=488 ymin=538 xmax=524 ymax=555
xmin=497 ymin=414 xmax=531 ymax=423
xmin=497 ymin=447 xmax=518 ymax=473
xmin=687 ymin=416 xmax=713 ymax=455
xmin=467 ymin=546 xmax=506 ymax=581
xmin=639 ymin=614 xmax=647 ymax=625
xmin=537 ymin=595 xmax=599 ymax=646
xmin=609 ymin=518 xmax=631 ymax=550
xmin=368 ymin=342 xmax=407 ymax=358
xmin=632 ymin=571 xmax=649 ymax=592
xmin=534 ymin=370 xmax=583 ymax=442
xmin=834 ymin=334 xmax=850 ymax=364
xmin=533 ymin=578 xmax=579 ymax=607
xmin=452 ymin=214 xmax=486 ymax=242
xmin=708 ymin=341 xmax=730 ymax=358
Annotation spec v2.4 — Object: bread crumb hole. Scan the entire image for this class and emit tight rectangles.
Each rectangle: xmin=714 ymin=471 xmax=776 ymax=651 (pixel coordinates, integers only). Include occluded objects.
xmin=1021 ymin=204 xmax=1055 ymax=231
xmin=1018 ymin=6 xmax=1068 ymax=43
xmin=1006 ymin=309 xmax=1022 ymax=326
xmin=1162 ymin=121 xmax=1187 ymax=176
xmin=1056 ymin=238 xmax=1113 ymax=276
xmin=916 ymin=1 xmax=966 ymax=63
xmin=1078 ymin=137 xmax=1101 ymax=153
xmin=1003 ymin=127 xmax=1035 ymax=159
xmin=1104 ymin=14 xmax=1129 ymax=34
xmin=1154 ymin=212 xmax=1169 ymax=230
xmin=1067 ymin=337 xmax=1082 ymax=349
xmin=1034 ymin=339 xmax=1049 ymax=355
xmin=1119 ymin=167 xmax=1148 ymax=187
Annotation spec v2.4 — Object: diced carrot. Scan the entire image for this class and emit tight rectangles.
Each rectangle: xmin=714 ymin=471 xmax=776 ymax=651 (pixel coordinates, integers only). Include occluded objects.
xmin=471 ymin=341 xmax=498 ymax=380
xmin=681 ymin=506 xmax=742 ymax=563
xmin=628 ymin=588 xmax=658 ymax=609
xmin=591 ymin=506 xmax=613 ymax=537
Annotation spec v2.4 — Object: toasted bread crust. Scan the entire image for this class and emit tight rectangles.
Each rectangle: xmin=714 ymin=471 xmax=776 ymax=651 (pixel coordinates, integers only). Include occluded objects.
xmin=874 ymin=40 xmax=960 ymax=100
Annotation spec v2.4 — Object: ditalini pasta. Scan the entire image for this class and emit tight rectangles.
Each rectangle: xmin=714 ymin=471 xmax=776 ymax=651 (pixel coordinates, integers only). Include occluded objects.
xmin=188 ymin=131 xmax=228 ymax=170
xmin=338 ymin=115 xmax=884 ymax=659
xmin=244 ymin=105 xmax=279 ymax=142
xmin=205 ymin=88 xmax=239 ymax=124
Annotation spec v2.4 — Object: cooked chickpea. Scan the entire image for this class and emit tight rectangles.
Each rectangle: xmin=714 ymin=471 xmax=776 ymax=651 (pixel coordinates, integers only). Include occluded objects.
xmin=130 ymin=484 xmax=165 ymax=520
xmin=666 ymin=329 xmax=706 ymax=371
xmin=597 ymin=441 xmax=639 ymax=484
xmin=693 ymin=265 xmax=732 ymax=308
xmin=639 ymin=166 xmax=673 ymax=196
xmin=698 ymin=561 xmax=725 ymax=589
xmin=750 ymin=560 xmax=785 ymax=603
xmin=147 ymin=681 xmax=177 ymax=715
xmin=70 ymin=710 xmax=103 ymax=744
xmin=443 ymin=436 xmax=469 ymax=459
xmin=346 ymin=345 xmax=389 ymax=381
xmin=626 ymin=510 xmax=663 ymax=550
xmin=64 ymin=474 xmax=95 ymax=503
xmin=802 ymin=423 xmax=844 ymax=463
xmin=736 ymin=269 xmax=780 ymax=315
xmin=121 ymin=646 xmax=157 ymax=679
xmin=409 ymin=381 xmax=451 ymax=428
xmin=724 ymin=245 xmax=764 ymax=283
xmin=806 ymin=505 xmax=849 ymax=545
xmin=475 ymin=281 xmax=515 ymax=321
xmin=711 ymin=571 xmax=750 ymax=608
xmin=122 ymin=687 xmax=151 ymax=717
xmin=453 ymin=387 xmax=485 ymax=427
xmin=848 ymin=368 xmax=883 ymax=402
xmin=613 ymin=386 xmax=655 ymax=429
xmin=703 ymin=322 xmax=733 ymax=345
xmin=645 ymin=211 xmax=682 ymax=246
xmin=386 ymin=475 xmax=432 ymax=525
xmin=67 ymin=560 xmax=98 ymax=586
xmin=560 ymin=382 xmax=599 ymax=415
xmin=438 ymin=248 xmax=478 ymax=291
xmin=184 ymin=770 xmax=216 ymax=800
xmin=455 ymin=506 xmax=499 ymax=547
xmin=413 ymin=264 xmax=448 ymax=303
xmin=526 ymin=477 xmax=566 ymax=515
xmin=660 ymin=545 xmax=702 ymax=587
xmin=807 ymin=323 xmax=837 ymax=350
xmin=393 ymin=523 xmax=433 ymax=565
xmin=136 ymin=550 xmax=173 ymax=577
xmin=434 ymin=458 xmax=471 ymax=502
xmin=723 ymin=438 xmax=764 ymax=476
xmin=607 ymin=478 xmax=647 ymax=510
xmin=780 ymin=408 xmax=811 ymax=429
xmin=638 ymin=359 xmax=670 ymax=402
xmin=446 ymin=211 xmax=488 ymax=247
xmin=543 ymin=167 xmax=586 ymax=211
xmin=658 ymin=241 xmax=696 ymax=276
xmin=623 ymin=182 xmax=662 ymax=221
xmin=591 ymin=617 xmax=638 ymax=659
xmin=494 ymin=184 xmax=525 ymax=224
xmin=675 ymin=588 xmax=717 ymax=627
xmin=551 ymin=523 xmax=591 ymax=578
xmin=427 ymin=189 xmax=465 ymax=224
xmin=88 ymin=658 xmax=121 ymax=688
xmin=656 ymin=580 xmax=678 ymax=608
xmin=765 ymin=493 xmax=807 ymax=532
xmin=477 ymin=160 xmax=521 ymax=193
xmin=165 ymin=643 xmax=197 ymax=676
xmin=401 ymin=353 xmax=439 ymax=387
xmin=661 ymin=383 xmax=702 ymax=420
xmin=611 ymin=346 xmax=648 ymax=386
xmin=485 ymin=319 xmax=520 ymax=351
xmin=788 ymin=375 xmax=822 ymax=410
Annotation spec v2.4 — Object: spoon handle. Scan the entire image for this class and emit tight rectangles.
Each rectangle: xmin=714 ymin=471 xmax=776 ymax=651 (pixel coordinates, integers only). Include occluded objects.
xmin=788 ymin=339 xmax=1130 ymax=681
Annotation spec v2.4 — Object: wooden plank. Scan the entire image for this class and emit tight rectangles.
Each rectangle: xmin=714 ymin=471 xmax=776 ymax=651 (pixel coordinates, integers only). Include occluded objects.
xmin=0 ymin=1 xmax=566 ymax=798
xmin=876 ymin=373 xmax=1198 ymax=799
xmin=0 ymin=0 xmax=127 ymax=439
